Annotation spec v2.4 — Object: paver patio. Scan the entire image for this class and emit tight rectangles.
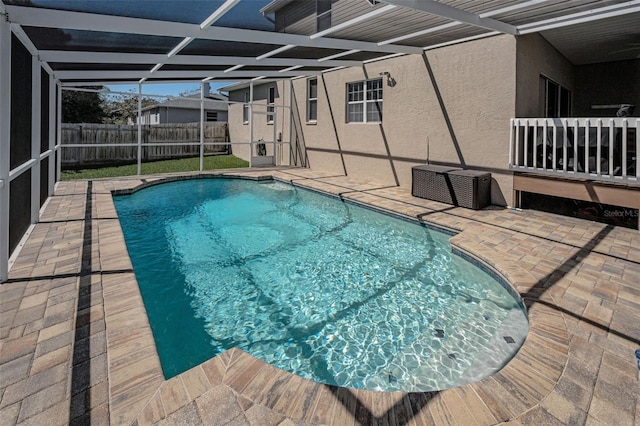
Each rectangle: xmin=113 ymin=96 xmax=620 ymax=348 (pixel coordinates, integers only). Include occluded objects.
xmin=1 ymin=167 xmax=639 ymax=425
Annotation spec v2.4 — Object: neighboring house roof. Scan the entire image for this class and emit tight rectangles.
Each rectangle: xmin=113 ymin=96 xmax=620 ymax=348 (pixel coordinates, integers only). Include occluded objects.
xmin=142 ymin=95 xmax=228 ymax=112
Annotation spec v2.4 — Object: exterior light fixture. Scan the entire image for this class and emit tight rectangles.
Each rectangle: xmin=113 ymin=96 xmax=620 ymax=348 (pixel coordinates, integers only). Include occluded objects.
xmin=379 ymin=71 xmax=396 ymax=87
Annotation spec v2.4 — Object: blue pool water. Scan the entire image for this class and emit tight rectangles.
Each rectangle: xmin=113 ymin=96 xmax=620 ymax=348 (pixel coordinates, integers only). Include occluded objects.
xmin=114 ymin=178 xmax=527 ymax=392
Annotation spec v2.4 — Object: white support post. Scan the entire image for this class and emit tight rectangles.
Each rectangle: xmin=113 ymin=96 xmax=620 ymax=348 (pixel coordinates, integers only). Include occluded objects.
xmin=508 ymin=119 xmax=514 ymax=167
xmin=584 ymin=119 xmax=590 ymax=174
xmin=48 ymin=72 xmax=55 ymax=195
xmin=596 ymin=119 xmax=602 ymax=176
xmin=608 ymin=120 xmax=614 ymax=176
xmin=56 ymin=83 xmax=62 ymax=181
xmin=532 ymin=120 xmax=538 ymax=169
xmin=542 ymin=119 xmax=547 ymax=170
xmin=249 ymin=80 xmax=254 ymax=168
xmin=199 ymin=81 xmax=204 ymax=172
xmin=621 ymin=119 xmax=627 ymax=178
xmin=31 ymin=56 xmax=41 ymax=224
xmin=523 ymin=119 xmax=529 ymax=168
xmin=637 ymin=119 xmax=640 ymax=179
xmin=573 ymin=120 xmax=578 ymax=173
xmin=552 ymin=124 xmax=557 ymax=171
xmin=514 ymin=120 xmax=520 ymax=167
xmin=562 ymin=119 xmax=568 ymax=172
xmin=137 ymin=83 xmax=142 ymax=175
xmin=0 ymin=15 xmax=12 ymax=282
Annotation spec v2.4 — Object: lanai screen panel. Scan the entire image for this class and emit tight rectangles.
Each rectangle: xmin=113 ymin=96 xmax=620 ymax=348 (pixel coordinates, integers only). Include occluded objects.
xmin=5 ymin=0 xmax=230 ymax=24
xmin=3 ymin=0 xmax=429 ymax=83
xmin=22 ymin=27 xmax=183 ymax=54
xmin=9 ymin=173 xmax=31 ymax=255
xmin=5 ymin=0 xmax=640 ymax=85
xmin=180 ymin=40 xmax=280 ymax=57
xmin=40 ymin=67 xmax=49 ymax=153
xmin=203 ymin=0 xmax=275 ymax=31
xmin=40 ymin=67 xmax=50 ymax=207
xmin=10 ymin=34 xmax=32 ymax=170
xmin=9 ymin=32 xmax=33 ymax=253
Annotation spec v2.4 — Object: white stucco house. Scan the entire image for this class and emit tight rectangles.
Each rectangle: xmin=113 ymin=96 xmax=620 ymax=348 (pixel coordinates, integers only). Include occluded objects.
xmin=135 ymin=93 xmax=229 ymax=125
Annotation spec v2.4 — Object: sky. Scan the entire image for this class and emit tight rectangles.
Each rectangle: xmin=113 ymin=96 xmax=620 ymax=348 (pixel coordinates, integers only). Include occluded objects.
xmin=105 ymin=81 xmax=232 ymax=98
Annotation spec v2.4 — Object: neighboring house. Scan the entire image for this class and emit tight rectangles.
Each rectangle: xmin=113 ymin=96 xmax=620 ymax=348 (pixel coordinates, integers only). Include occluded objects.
xmin=226 ymin=0 xmax=639 ymax=226
xmin=136 ymin=93 xmax=229 ymax=125
xmin=222 ymin=81 xmax=290 ymax=167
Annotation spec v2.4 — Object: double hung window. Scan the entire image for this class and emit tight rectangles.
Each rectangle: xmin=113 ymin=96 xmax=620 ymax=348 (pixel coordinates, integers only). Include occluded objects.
xmin=307 ymin=78 xmax=318 ymax=122
xmin=267 ymin=86 xmax=275 ymax=123
xmin=242 ymin=92 xmax=249 ymax=123
xmin=346 ymin=78 xmax=382 ymax=123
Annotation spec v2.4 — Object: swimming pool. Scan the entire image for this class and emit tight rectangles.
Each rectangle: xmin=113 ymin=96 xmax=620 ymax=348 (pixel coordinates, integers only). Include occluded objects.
xmin=114 ymin=177 xmax=527 ymax=392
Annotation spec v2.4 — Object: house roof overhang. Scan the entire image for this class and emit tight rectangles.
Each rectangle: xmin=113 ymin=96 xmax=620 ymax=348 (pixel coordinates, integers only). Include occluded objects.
xmin=2 ymin=0 xmax=638 ymax=87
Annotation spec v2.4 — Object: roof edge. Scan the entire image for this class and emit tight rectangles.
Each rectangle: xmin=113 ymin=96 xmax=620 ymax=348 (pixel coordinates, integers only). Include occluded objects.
xmin=260 ymin=0 xmax=295 ymax=16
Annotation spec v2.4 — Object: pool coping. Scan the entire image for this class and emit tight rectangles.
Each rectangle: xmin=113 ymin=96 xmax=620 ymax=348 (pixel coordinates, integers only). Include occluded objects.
xmin=102 ymin=172 xmax=569 ymax=425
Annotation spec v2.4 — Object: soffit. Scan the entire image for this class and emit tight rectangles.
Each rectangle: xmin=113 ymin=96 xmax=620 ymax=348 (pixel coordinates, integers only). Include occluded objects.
xmin=540 ymin=11 xmax=640 ymax=65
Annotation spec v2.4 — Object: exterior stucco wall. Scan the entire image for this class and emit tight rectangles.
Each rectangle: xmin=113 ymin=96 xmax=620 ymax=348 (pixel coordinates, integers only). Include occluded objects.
xmin=515 ymin=33 xmax=575 ymax=118
xmin=227 ymin=81 xmax=291 ymax=164
xmin=574 ymin=59 xmax=640 ymax=117
xmin=290 ymin=34 xmax=517 ymax=206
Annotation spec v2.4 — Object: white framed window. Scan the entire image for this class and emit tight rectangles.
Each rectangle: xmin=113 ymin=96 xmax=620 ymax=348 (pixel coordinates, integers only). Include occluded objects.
xmin=267 ymin=86 xmax=275 ymax=123
xmin=243 ymin=92 xmax=249 ymax=124
xmin=346 ymin=78 xmax=382 ymax=123
xmin=307 ymin=78 xmax=318 ymax=122
xmin=542 ymin=76 xmax=571 ymax=118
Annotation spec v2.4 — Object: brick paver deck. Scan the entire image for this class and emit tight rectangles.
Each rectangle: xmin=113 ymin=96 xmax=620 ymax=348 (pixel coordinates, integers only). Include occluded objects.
xmin=1 ymin=167 xmax=638 ymax=425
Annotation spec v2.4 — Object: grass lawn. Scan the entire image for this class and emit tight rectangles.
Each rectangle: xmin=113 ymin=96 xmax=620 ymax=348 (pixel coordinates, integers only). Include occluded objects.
xmin=61 ymin=155 xmax=250 ymax=180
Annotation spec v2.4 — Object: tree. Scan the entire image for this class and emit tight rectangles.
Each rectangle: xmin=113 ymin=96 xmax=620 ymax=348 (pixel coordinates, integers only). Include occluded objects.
xmin=62 ymin=86 xmax=105 ymax=123
xmin=102 ymin=91 xmax=156 ymax=125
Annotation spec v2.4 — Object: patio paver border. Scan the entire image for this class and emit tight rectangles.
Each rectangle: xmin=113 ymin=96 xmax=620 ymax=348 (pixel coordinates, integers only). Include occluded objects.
xmin=2 ymin=167 xmax=638 ymax=425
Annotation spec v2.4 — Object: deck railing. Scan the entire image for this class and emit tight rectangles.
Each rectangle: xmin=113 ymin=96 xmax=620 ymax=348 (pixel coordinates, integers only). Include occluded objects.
xmin=509 ymin=117 xmax=639 ymax=184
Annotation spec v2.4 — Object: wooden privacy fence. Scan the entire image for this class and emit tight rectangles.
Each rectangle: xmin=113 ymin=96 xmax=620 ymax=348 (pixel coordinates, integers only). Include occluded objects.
xmin=62 ymin=122 xmax=229 ymax=167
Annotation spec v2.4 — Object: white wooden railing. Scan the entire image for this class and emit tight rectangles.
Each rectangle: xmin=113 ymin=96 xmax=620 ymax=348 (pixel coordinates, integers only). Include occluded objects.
xmin=509 ymin=117 xmax=640 ymax=184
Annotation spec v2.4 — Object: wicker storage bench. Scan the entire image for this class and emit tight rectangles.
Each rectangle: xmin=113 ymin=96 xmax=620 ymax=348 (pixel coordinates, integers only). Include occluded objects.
xmin=411 ymin=165 xmax=461 ymax=204
xmin=411 ymin=165 xmax=491 ymax=210
xmin=446 ymin=169 xmax=491 ymax=209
